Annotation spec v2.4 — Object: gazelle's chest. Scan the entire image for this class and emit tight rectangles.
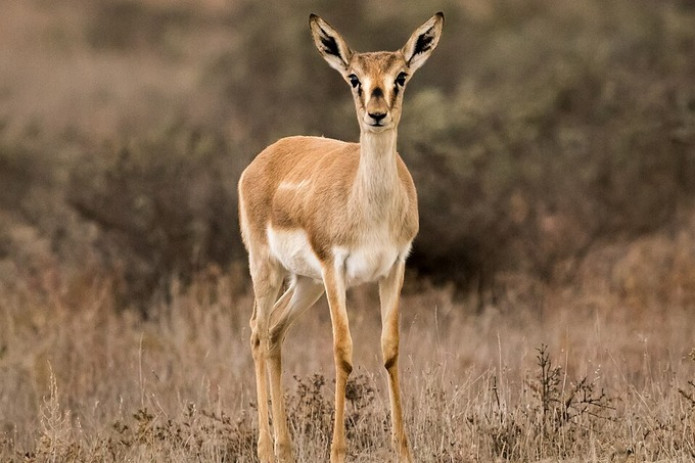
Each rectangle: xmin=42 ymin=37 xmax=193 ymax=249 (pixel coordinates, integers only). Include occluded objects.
xmin=336 ymin=228 xmax=409 ymax=287
xmin=266 ymin=224 xmax=410 ymax=286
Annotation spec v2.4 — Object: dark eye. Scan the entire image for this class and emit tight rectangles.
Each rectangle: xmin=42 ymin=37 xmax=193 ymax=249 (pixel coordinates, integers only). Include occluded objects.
xmin=348 ymin=74 xmax=361 ymax=89
xmin=395 ymin=72 xmax=408 ymax=87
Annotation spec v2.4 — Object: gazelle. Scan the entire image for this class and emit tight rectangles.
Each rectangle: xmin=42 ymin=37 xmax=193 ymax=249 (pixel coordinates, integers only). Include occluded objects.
xmin=238 ymin=12 xmax=444 ymax=463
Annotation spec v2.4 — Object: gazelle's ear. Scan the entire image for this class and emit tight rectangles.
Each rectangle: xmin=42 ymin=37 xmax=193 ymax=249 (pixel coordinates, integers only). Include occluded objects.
xmin=401 ymin=12 xmax=444 ymax=73
xmin=310 ymin=14 xmax=353 ymax=73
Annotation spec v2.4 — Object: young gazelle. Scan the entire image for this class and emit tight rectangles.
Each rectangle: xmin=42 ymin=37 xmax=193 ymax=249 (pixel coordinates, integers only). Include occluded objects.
xmin=238 ymin=12 xmax=444 ymax=463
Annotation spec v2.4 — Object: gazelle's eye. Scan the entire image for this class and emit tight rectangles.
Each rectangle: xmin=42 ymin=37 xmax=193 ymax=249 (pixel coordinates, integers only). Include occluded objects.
xmin=348 ymin=74 xmax=361 ymax=89
xmin=395 ymin=72 xmax=408 ymax=88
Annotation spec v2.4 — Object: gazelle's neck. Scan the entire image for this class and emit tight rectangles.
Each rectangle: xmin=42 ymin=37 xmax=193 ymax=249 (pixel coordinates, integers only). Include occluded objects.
xmin=351 ymin=129 xmax=400 ymax=219
xmin=360 ymin=129 xmax=398 ymax=159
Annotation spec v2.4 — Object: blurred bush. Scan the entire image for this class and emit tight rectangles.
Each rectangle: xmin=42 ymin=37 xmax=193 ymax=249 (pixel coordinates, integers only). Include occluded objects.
xmin=69 ymin=126 xmax=245 ymax=307
xmin=213 ymin=0 xmax=695 ymax=292
xmin=398 ymin=0 xmax=695 ymax=289
xmin=86 ymin=1 xmax=196 ymax=53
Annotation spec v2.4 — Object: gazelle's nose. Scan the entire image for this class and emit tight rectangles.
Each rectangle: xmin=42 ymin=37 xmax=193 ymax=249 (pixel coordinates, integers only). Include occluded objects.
xmin=368 ymin=112 xmax=387 ymax=124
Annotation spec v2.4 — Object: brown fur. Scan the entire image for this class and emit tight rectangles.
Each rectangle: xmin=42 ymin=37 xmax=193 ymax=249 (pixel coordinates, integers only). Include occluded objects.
xmin=238 ymin=12 xmax=443 ymax=463
xmin=239 ymin=136 xmax=418 ymax=262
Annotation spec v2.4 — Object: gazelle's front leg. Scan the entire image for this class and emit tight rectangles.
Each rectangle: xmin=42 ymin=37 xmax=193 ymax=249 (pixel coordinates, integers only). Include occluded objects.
xmin=379 ymin=259 xmax=413 ymax=463
xmin=322 ymin=263 xmax=352 ymax=463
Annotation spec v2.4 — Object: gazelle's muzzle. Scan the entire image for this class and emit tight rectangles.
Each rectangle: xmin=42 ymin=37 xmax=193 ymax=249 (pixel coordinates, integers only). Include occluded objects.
xmin=365 ymin=88 xmax=392 ymax=128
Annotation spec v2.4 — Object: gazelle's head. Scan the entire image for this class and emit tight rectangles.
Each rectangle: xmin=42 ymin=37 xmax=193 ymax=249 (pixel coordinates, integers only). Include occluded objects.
xmin=310 ymin=12 xmax=444 ymax=134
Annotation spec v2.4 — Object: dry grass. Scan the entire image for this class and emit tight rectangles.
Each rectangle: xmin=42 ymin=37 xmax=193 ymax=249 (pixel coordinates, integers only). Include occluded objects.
xmin=2 ymin=225 xmax=695 ymax=462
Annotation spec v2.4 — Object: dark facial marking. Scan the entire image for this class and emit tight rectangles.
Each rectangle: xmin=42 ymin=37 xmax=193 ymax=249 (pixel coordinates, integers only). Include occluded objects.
xmin=392 ymin=72 xmax=406 ymax=102
xmin=349 ymin=74 xmax=360 ymax=88
xmin=395 ymin=72 xmax=408 ymax=87
xmin=349 ymin=75 xmax=362 ymax=97
xmin=390 ymin=86 xmax=399 ymax=107
xmin=371 ymin=87 xmax=383 ymax=98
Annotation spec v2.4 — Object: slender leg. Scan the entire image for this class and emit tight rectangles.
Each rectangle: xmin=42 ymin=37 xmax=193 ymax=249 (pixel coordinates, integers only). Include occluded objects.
xmin=322 ymin=264 xmax=352 ymax=463
xmin=267 ymin=276 xmax=325 ymax=463
xmin=249 ymin=258 xmax=283 ymax=463
xmin=379 ymin=259 xmax=412 ymax=463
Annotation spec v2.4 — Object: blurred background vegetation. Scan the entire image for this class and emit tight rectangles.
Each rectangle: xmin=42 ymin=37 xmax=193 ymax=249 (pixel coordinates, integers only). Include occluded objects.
xmin=1 ymin=0 xmax=694 ymax=311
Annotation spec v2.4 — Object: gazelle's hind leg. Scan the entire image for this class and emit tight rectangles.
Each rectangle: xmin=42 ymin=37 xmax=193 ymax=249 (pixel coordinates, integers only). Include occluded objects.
xmin=379 ymin=259 xmax=412 ymax=463
xmin=248 ymin=257 xmax=283 ymax=463
xmin=266 ymin=276 xmax=325 ymax=462
xmin=269 ymin=275 xmax=325 ymax=351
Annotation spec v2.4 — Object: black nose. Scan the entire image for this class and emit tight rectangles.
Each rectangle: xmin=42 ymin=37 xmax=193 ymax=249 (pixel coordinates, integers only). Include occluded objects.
xmin=369 ymin=112 xmax=387 ymax=123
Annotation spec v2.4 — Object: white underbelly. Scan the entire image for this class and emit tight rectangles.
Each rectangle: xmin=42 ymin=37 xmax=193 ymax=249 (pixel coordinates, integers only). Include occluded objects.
xmin=267 ymin=227 xmax=323 ymax=280
xmin=267 ymin=225 xmax=411 ymax=287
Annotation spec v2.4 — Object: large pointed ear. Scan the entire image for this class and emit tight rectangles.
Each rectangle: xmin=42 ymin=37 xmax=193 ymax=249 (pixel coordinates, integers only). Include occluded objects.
xmin=401 ymin=12 xmax=444 ymax=73
xmin=309 ymin=14 xmax=353 ymax=73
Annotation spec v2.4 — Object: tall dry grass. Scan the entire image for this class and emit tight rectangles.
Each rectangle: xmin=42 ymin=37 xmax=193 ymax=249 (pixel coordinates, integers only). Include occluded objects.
xmin=2 ymin=223 xmax=695 ymax=462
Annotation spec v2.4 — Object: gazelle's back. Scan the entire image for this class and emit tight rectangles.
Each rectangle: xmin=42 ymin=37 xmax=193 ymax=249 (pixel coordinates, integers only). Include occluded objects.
xmin=239 ymin=136 xmax=360 ymax=248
